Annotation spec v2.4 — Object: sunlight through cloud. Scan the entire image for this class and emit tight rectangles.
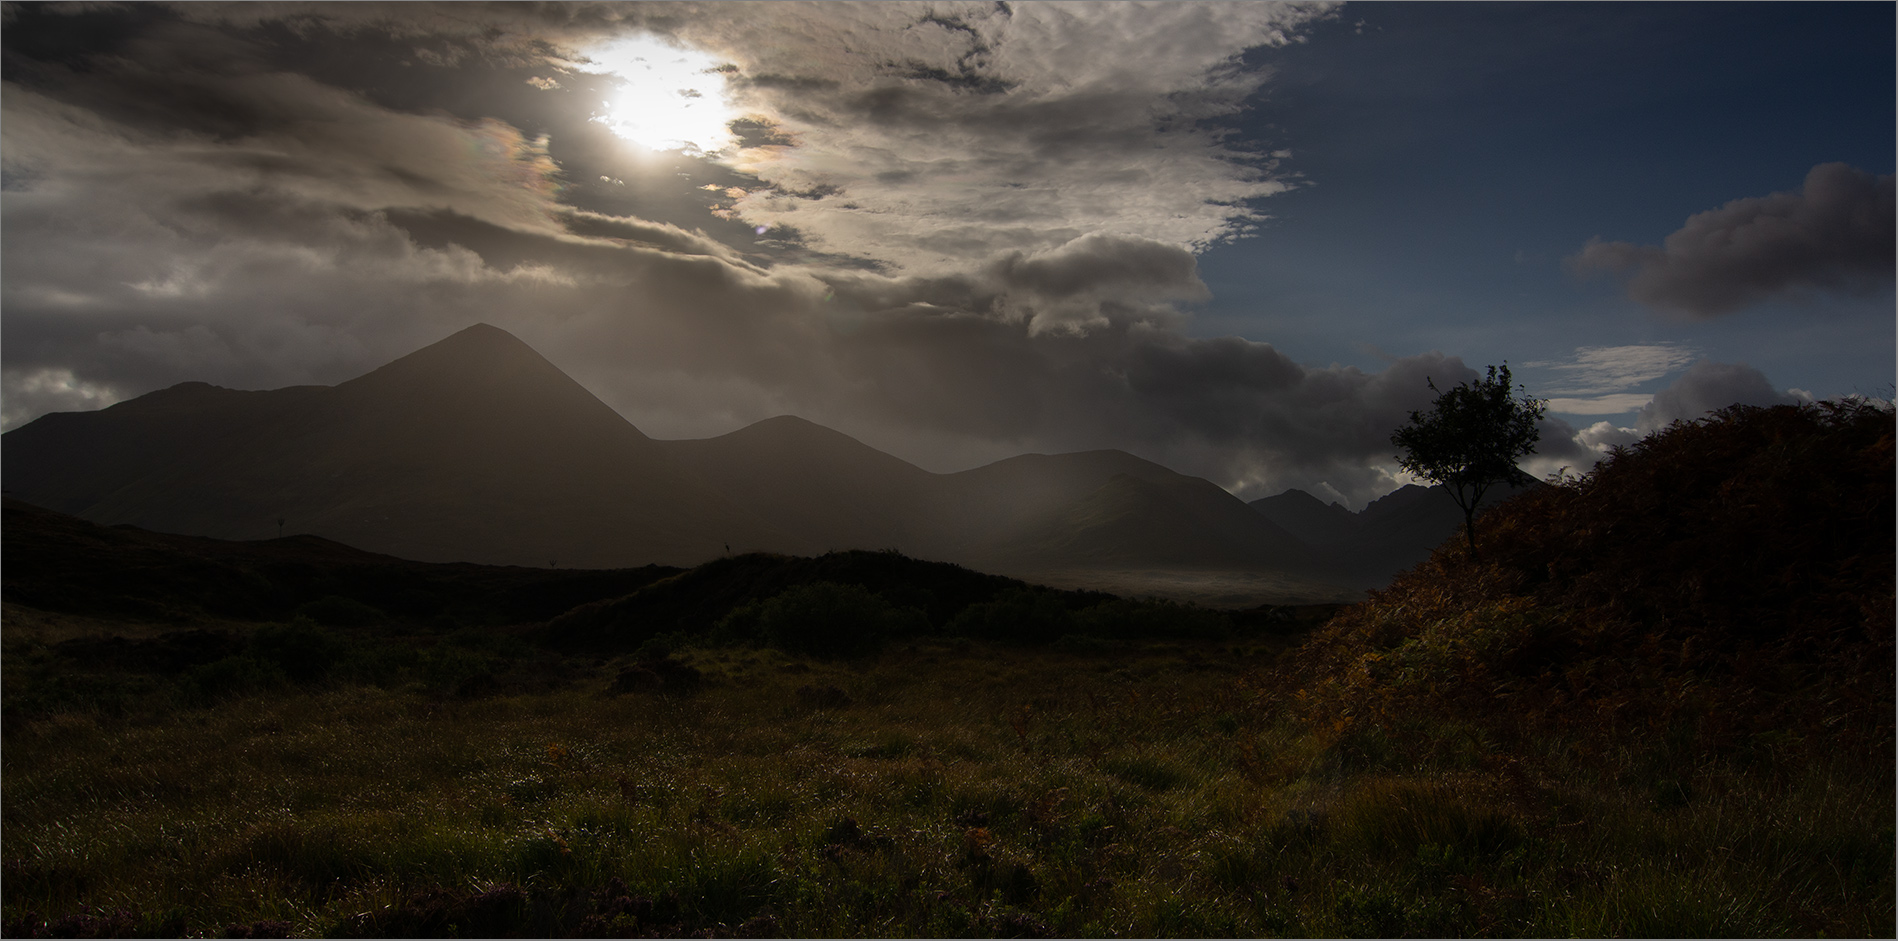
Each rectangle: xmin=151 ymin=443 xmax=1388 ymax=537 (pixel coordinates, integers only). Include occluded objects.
xmin=580 ymin=34 xmax=735 ymax=154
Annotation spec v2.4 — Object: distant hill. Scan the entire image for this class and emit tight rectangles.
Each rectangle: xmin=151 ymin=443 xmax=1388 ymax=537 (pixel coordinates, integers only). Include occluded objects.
xmin=1248 ymin=488 xmax=1361 ymax=545
xmin=2 ymin=325 xmax=804 ymax=568
xmin=3 ymin=324 xmax=1343 ymax=598
xmin=533 ymin=549 xmax=1074 ymax=655
xmin=1250 ymin=481 xmax=1538 ymax=587
xmin=659 ymin=421 xmax=1323 ymax=592
xmin=0 ymin=497 xmax=680 ymax=628
xmin=972 ymin=471 xmax=1309 ymax=572
xmin=656 ymin=415 xmax=936 ymax=556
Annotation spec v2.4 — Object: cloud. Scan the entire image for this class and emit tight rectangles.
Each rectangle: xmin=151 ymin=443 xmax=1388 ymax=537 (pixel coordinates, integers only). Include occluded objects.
xmin=2 ymin=1 xmax=1480 ymax=511
xmin=665 ymin=1 xmax=1334 ymax=273
xmin=0 ymin=367 xmax=122 ymax=430
xmin=1544 ymin=393 xmax=1658 ymax=415
xmin=1570 ymin=162 xmax=1896 ymax=317
xmin=1572 ymin=420 xmax=1643 ymax=454
xmin=166 ymin=1 xmax=1335 ymax=274
xmin=1634 ymin=360 xmax=1798 ymax=432
xmin=1530 ymin=361 xmax=1805 ymax=468
xmin=1526 ymin=343 xmax=1698 ymax=395
xmin=1523 ymin=343 xmax=1699 ymax=418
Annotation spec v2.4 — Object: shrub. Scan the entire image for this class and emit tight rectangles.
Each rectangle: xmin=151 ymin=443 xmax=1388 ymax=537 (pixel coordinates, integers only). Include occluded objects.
xmin=249 ymin=620 xmax=346 ymax=684
xmin=948 ymin=588 xmax=1073 ymax=645
xmin=185 ymin=655 xmax=289 ymax=703
xmin=422 ymin=645 xmax=499 ymax=698
xmin=716 ymin=582 xmax=924 ymax=658
xmin=1284 ymin=400 xmax=1896 ymax=762
xmin=294 ymin=595 xmax=384 ymax=628
xmin=1070 ymin=598 xmax=1231 ymax=640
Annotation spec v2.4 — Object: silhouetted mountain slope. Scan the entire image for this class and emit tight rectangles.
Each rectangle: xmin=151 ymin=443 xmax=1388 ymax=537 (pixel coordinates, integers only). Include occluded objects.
xmin=1280 ymin=400 xmax=1895 ymax=759
xmin=0 ymin=497 xmax=679 ymax=627
xmin=1247 ymin=489 xmax=1361 ymax=545
xmin=657 ymin=416 xmax=935 ymax=554
xmin=1249 ymin=482 xmax=1538 ymax=587
xmin=4 ymin=325 xmax=1341 ymax=595
xmin=3 ymin=324 xmax=804 ymax=567
xmin=535 ymin=550 xmax=1083 ymax=654
xmin=655 ymin=420 xmax=1324 ymax=583
xmin=974 ymin=472 xmax=1310 ymax=572
xmin=938 ymin=450 xmax=1189 ymax=534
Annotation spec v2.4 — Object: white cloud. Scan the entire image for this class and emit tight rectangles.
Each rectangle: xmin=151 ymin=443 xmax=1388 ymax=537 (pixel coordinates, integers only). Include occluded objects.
xmin=1574 ymin=420 xmax=1642 ymax=453
xmin=0 ymin=367 xmax=122 ymax=431
xmin=663 ymin=1 xmax=1336 ymax=274
xmin=1544 ymin=393 xmax=1656 ymax=415
xmin=1527 ymin=343 xmax=1698 ymax=395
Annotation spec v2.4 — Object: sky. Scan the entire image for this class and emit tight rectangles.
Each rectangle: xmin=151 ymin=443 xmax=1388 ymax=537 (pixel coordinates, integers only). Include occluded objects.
xmin=3 ymin=1 xmax=1892 ymax=508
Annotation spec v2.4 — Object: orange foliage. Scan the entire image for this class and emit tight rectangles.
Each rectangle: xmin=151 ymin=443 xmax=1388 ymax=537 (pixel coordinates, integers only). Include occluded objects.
xmin=1280 ymin=400 xmax=1894 ymax=761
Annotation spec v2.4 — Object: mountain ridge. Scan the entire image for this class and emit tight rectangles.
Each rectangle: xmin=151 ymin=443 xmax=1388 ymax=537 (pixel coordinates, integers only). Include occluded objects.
xmin=2 ymin=324 xmax=803 ymax=567
xmin=5 ymin=323 xmax=1360 ymax=601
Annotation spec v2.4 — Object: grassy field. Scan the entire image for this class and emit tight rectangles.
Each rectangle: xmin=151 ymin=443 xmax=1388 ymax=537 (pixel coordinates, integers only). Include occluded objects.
xmin=3 ymin=629 xmax=1889 ymax=938
xmin=5 ymin=402 xmax=1892 ymax=937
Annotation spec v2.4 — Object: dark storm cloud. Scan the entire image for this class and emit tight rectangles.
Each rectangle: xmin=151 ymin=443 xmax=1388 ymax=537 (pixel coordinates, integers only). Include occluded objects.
xmin=1547 ymin=361 xmax=1803 ymax=469
xmin=1634 ymin=361 xmax=1797 ymax=432
xmin=1571 ymin=162 xmax=1896 ymax=317
xmin=991 ymin=234 xmax=1208 ymax=303
xmin=802 ymin=278 xmax=1475 ymax=503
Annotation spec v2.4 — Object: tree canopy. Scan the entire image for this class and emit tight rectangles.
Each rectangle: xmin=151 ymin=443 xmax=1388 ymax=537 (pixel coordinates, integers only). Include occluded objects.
xmin=1391 ymin=363 xmax=1546 ymax=555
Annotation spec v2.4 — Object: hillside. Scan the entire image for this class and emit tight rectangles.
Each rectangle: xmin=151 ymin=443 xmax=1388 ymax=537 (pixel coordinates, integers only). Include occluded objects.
xmin=655 ymin=416 xmax=938 ymax=555
xmin=3 ymin=406 xmax=1889 ymax=939
xmin=973 ymin=473 xmax=1309 ymax=572
xmin=1278 ymin=399 xmax=1895 ymax=761
xmin=1249 ymin=481 xmax=1539 ymax=587
xmin=6 ymin=325 xmax=1350 ymax=601
xmin=2 ymin=325 xmax=804 ymax=568
xmin=0 ymin=497 xmax=681 ymax=631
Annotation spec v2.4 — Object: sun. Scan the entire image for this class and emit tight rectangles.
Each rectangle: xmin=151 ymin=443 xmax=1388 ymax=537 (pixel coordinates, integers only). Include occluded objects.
xmin=583 ymin=34 xmax=736 ymax=154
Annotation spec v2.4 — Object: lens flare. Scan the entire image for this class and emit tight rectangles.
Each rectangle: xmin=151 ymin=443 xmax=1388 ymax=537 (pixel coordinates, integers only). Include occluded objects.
xmin=583 ymin=34 xmax=734 ymax=154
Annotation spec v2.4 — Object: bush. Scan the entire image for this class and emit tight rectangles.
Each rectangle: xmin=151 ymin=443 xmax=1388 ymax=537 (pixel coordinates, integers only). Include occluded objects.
xmin=716 ymin=582 xmax=924 ymax=658
xmin=422 ymin=644 xmax=499 ymax=698
xmin=294 ymin=595 xmax=384 ymax=627
xmin=947 ymin=588 xmax=1073 ymax=644
xmin=1070 ymin=598 xmax=1231 ymax=640
xmin=185 ymin=655 xmax=289 ymax=703
xmin=249 ymin=620 xmax=346 ymax=684
xmin=1285 ymin=400 xmax=1896 ymax=762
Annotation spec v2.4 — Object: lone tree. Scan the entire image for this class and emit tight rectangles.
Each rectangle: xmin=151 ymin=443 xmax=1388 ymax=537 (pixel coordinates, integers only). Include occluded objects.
xmin=1391 ymin=363 xmax=1547 ymax=556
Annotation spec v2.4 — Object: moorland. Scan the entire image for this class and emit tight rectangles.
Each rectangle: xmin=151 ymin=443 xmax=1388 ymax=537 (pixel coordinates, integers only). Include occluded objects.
xmin=3 ymin=397 xmax=1891 ymax=937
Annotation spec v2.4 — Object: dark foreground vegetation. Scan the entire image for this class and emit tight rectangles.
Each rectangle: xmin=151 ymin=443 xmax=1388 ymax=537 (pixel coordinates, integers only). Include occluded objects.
xmin=3 ymin=401 xmax=1892 ymax=937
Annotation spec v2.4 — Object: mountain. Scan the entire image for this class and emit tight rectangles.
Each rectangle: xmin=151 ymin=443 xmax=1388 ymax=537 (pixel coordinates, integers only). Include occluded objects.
xmin=0 ymin=496 xmax=680 ymax=628
xmin=964 ymin=467 xmax=1310 ymax=573
xmin=4 ymin=324 xmax=1345 ymax=601
xmin=2 ymin=324 xmax=805 ymax=568
xmin=1250 ymin=481 xmax=1540 ymax=587
xmin=656 ymin=415 xmax=935 ymax=555
xmin=1248 ymin=489 xmax=1362 ymax=546
xmin=658 ymin=423 xmax=1317 ymax=581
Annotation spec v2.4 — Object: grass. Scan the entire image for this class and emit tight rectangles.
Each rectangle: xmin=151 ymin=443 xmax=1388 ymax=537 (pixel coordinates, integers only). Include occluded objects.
xmin=4 ymin=635 xmax=1889 ymax=938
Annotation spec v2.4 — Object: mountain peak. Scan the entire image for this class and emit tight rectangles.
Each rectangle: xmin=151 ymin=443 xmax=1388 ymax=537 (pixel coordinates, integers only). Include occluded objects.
xmin=336 ymin=322 xmax=577 ymax=396
xmin=353 ymin=323 xmax=540 ymax=377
